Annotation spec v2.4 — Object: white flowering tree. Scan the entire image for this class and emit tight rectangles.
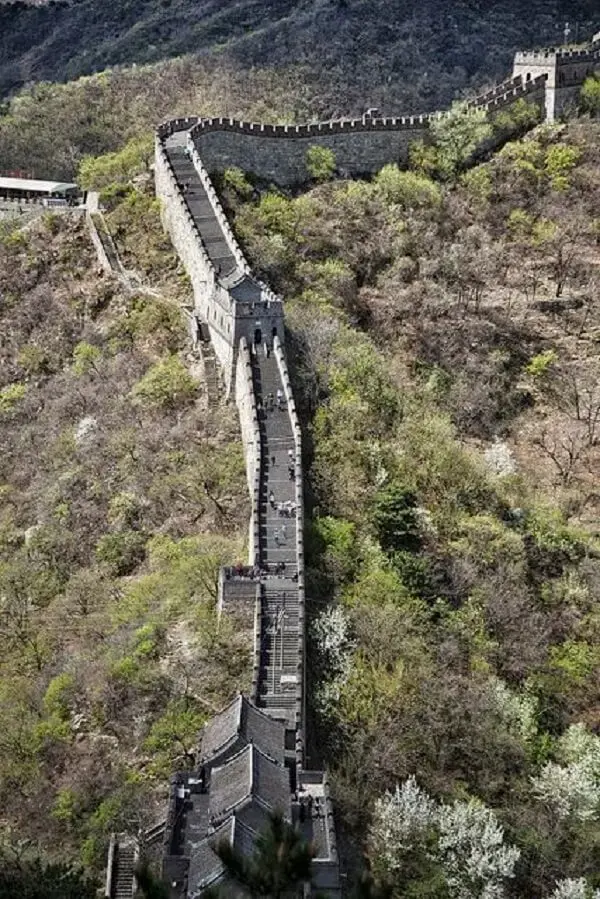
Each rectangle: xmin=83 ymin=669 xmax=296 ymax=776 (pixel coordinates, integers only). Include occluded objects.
xmin=548 ymin=878 xmax=600 ymax=899
xmin=531 ymin=723 xmax=600 ymax=822
xmin=437 ymin=799 xmax=520 ymax=899
xmin=369 ymin=776 xmax=437 ymax=871
xmin=488 ymin=676 xmax=538 ymax=744
xmin=369 ymin=779 xmax=520 ymax=899
xmin=311 ymin=605 xmax=354 ymax=716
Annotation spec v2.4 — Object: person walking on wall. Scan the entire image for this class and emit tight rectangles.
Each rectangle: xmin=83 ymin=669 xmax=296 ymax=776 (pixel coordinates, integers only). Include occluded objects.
xmin=274 ymin=529 xmax=280 ymax=546
xmin=277 ymin=388 xmax=284 ymax=410
xmin=269 ymin=490 xmax=275 ymax=508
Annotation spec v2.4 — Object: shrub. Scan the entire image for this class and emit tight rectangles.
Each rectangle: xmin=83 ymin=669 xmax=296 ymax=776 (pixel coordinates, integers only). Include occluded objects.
xmin=95 ymin=530 xmax=146 ymax=575
xmin=306 ymin=145 xmax=336 ymax=181
xmin=130 ymin=355 xmax=197 ymax=409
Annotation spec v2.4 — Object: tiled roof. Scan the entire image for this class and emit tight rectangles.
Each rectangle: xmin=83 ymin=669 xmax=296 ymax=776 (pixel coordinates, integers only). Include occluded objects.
xmin=199 ymin=695 xmax=286 ymax=764
xmin=200 ymin=695 xmax=242 ymax=761
xmin=209 ymin=745 xmax=290 ymax=824
xmin=241 ymin=700 xmax=285 ymax=764
xmin=187 ymin=819 xmax=232 ymax=894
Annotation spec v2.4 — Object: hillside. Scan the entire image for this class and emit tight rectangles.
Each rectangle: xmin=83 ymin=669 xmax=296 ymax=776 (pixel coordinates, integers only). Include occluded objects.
xmin=217 ymin=119 xmax=600 ymax=896
xmin=0 ymin=193 xmax=252 ymax=867
xmin=0 ymin=0 xmax=598 ymax=110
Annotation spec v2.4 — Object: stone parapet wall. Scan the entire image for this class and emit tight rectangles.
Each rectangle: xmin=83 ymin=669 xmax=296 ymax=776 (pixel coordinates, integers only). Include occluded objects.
xmin=273 ymin=336 xmax=305 ymax=760
xmin=234 ymin=337 xmax=262 ymax=564
xmin=155 ymin=137 xmax=237 ymax=387
xmin=192 ymin=124 xmax=428 ymax=186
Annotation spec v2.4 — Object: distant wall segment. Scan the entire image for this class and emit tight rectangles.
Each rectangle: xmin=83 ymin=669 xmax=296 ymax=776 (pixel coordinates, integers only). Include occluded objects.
xmin=186 ymin=75 xmax=546 ymax=187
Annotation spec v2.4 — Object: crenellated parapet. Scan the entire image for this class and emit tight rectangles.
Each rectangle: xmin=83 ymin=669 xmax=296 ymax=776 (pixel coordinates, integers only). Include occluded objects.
xmin=513 ymin=31 xmax=600 ymax=120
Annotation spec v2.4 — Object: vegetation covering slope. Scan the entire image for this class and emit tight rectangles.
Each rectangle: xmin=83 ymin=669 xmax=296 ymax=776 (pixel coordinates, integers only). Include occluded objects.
xmin=0 ymin=0 xmax=597 ymax=109
xmin=218 ymin=118 xmax=600 ymax=897
xmin=0 ymin=191 xmax=251 ymax=868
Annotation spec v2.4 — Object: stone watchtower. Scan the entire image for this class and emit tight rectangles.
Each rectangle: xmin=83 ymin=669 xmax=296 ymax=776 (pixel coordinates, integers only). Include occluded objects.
xmin=513 ymin=32 xmax=600 ymax=121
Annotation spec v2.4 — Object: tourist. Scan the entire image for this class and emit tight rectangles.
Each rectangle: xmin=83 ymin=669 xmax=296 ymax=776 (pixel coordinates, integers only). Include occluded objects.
xmin=269 ymin=490 xmax=275 ymax=507
xmin=282 ymin=524 xmax=287 ymax=540
xmin=274 ymin=529 xmax=280 ymax=546
xmin=277 ymin=388 xmax=284 ymax=409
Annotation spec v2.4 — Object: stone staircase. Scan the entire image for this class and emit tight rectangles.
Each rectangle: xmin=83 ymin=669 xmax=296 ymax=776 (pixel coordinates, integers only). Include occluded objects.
xmin=109 ymin=837 xmax=137 ymax=899
xmin=249 ymin=350 xmax=301 ymax=727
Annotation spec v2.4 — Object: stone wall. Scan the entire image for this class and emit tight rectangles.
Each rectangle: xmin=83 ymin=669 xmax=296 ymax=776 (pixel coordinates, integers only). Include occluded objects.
xmin=192 ymin=120 xmax=428 ymax=186
xmin=273 ymin=336 xmax=306 ymax=760
xmin=234 ymin=337 xmax=262 ymax=564
xmin=155 ymin=137 xmax=243 ymax=394
xmin=188 ymin=75 xmax=549 ymax=186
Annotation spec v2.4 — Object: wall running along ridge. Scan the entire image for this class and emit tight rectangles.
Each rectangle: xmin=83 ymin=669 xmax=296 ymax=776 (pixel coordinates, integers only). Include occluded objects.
xmin=186 ymin=74 xmax=547 ymax=187
xmin=119 ymin=29 xmax=598 ymax=899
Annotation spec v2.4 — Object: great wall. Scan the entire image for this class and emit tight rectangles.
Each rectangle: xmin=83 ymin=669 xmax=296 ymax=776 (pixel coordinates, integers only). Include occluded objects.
xmin=104 ymin=30 xmax=600 ymax=899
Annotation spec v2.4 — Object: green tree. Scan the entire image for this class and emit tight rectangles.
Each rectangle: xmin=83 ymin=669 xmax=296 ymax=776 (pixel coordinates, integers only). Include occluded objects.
xmin=430 ymin=103 xmax=493 ymax=180
xmin=375 ymin=164 xmax=441 ymax=209
xmin=213 ymin=811 xmax=314 ymax=899
xmin=78 ymin=134 xmax=154 ymax=190
xmin=131 ymin=355 xmax=197 ymax=409
xmin=373 ymin=484 xmax=421 ymax=555
xmin=580 ymin=75 xmax=600 ymax=116
xmin=306 ymin=145 xmax=336 ymax=181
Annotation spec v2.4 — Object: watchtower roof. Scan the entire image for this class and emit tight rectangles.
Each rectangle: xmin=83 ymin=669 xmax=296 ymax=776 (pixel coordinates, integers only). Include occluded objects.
xmin=209 ymin=744 xmax=290 ymax=824
xmin=200 ymin=694 xmax=285 ymax=765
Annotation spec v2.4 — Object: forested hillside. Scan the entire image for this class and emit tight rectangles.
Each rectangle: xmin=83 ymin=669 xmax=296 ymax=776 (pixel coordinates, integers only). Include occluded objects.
xmin=0 ymin=190 xmax=252 ymax=871
xmin=0 ymin=0 xmax=597 ymax=110
xmin=219 ymin=118 xmax=600 ymax=897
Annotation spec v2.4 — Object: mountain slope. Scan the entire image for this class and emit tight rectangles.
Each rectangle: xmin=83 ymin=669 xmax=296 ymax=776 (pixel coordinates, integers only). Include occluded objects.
xmin=0 ymin=0 xmax=597 ymax=110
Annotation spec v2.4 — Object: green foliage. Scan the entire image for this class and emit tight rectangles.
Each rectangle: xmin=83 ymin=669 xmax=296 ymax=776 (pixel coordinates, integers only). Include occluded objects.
xmin=544 ymin=143 xmax=582 ymax=191
xmin=222 ymin=167 xmax=253 ymax=199
xmin=460 ymin=165 xmax=493 ymax=204
xmin=0 ymin=383 xmax=26 ymax=414
xmin=430 ymin=103 xmax=493 ymax=180
xmin=71 ymin=341 xmax=101 ymax=376
xmin=43 ymin=673 xmax=75 ymax=720
xmin=373 ymin=484 xmax=421 ymax=555
xmin=52 ymin=788 xmax=79 ymax=825
xmin=305 ymin=144 xmax=336 ymax=181
xmin=143 ymin=699 xmax=206 ymax=776
xmin=78 ymin=134 xmax=154 ymax=189
xmin=214 ymin=811 xmax=314 ymax=899
xmin=492 ymin=98 xmax=541 ymax=134
xmin=0 ymin=854 xmax=97 ymax=899
xmin=95 ymin=530 xmax=146 ymax=575
xmin=580 ymin=75 xmax=600 ymax=116
xmin=375 ymin=164 xmax=442 ymax=209
xmin=130 ymin=354 xmax=197 ymax=409
xmin=525 ymin=349 xmax=558 ymax=378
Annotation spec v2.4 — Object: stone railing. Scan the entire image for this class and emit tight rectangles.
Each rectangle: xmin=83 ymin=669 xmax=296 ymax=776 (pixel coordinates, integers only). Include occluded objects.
xmin=273 ymin=335 xmax=305 ymax=759
xmin=235 ymin=337 xmax=262 ymax=560
xmin=104 ymin=833 xmax=116 ymax=898
xmin=155 ymin=136 xmax=217 ymax=291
